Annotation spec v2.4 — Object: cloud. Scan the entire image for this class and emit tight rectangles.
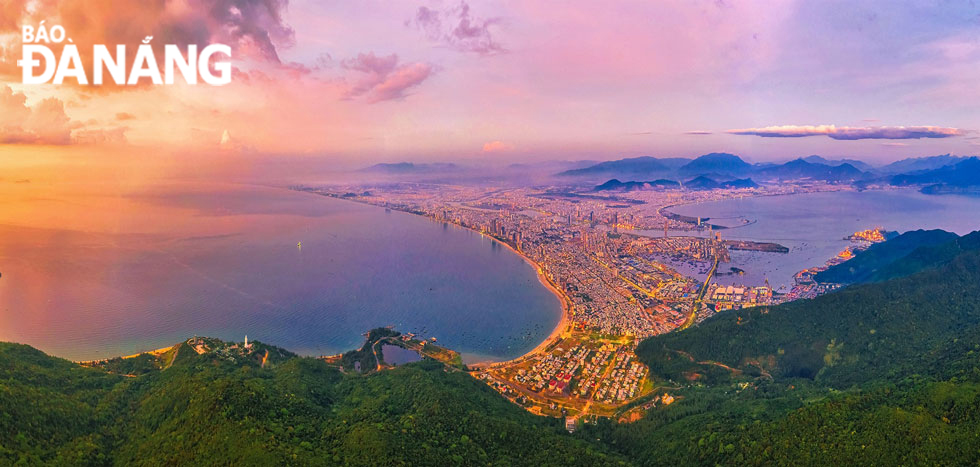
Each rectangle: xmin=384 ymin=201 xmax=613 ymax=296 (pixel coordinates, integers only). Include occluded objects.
xmin=0 ymin=85 xmax=71 ymax=144
xmin=73 ymin=127 xmax=128 ymax=144
xmin=116 ymin=112 xmax=136 ymax=121
xmin=726 ymin=125 xmax=965 ymax=140
xmin=482 ymin=140 xmax=514 ymax=153
xmin=881 ymin=142 xmax=908 ymax=147
xmin=0 ymin=84 xmax=125 ymax=144
xmin=684 ymin=130 xmax=712 ymax=135
xmin=0 ymin=0 xmax=295 ymax=81
xmin=409 ymin=1 xmax=504 ymax=55
xmin=341 ymin=52 xmax=433 ymax=103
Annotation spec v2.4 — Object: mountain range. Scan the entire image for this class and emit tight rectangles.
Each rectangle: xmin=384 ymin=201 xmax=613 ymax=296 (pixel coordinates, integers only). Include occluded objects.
xmin=755 ymin=158 xmax=866 ymax=182
xmin=682 ymin=176 xmax=758 ymax=190
xmin=801 ymin=155 xmax=875 ymax=171
xmin=556 ymin=156 xmax=690 ymax=177
xmin=594 ymin=178 xmax=681 ymax=191
xmin=594 ymin=176 xmax=758 ymax=192
xmin=360 ymin=162 xmax=461 ymax=174
xmin=676 ymin=153 xmax=752 ymax=177
xmin=564 ymin=153 xmax=980 ymax=191
xmin=889 ymin=157 xmax=980 ymax=193
xmin=878 ymin=154 xmax=967 ymax=174
xmin=564 ymin=153 xmax=870 ymax=183
xmin=357 ymin=154 xmax=978 ymax=192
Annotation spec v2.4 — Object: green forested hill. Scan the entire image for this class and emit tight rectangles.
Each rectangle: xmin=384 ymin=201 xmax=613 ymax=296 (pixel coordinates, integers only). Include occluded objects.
xmin=870 ymin=230 xmax=980 ymax=282
xmin=4 ymin=240 xmax=980 ymax=465
xmin=814 ymin=229 xmax=958 ymax=284
xmin=581 ymin=239 xmax=980 ymax=465
xmin=637 ymin=245 xmax=980 ymax=387
xmin=0 ymin=342 xmax=621 ymax=466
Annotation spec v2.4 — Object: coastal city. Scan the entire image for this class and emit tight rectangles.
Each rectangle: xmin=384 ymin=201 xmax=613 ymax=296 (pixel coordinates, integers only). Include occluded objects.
xmin=297 ymin=181 xmax=889 ymax=418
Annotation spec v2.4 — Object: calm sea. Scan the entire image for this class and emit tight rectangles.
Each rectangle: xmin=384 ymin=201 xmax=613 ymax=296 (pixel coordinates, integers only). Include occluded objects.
xmin=0 ymin=183 xmax=561 ymax=362
xmin=669 ymin=189 xmax=980 ymax=290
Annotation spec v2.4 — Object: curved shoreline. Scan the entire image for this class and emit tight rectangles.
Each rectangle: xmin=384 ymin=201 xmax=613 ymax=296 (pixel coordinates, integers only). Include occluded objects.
xmin=300 ymin=190 xmax=572 ymax=367
xmin=466 ymin=236 xmax=572 ymax=369
xmin=410 ymin=219 xmax=571 ymax=368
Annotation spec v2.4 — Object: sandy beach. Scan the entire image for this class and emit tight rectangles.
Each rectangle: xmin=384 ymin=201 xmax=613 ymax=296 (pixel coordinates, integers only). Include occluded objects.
xmin=467 ymin=235 xmax=573 ymax=369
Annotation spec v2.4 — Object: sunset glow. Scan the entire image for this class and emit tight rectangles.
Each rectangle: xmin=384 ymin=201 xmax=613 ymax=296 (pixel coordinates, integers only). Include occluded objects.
xmin=1 ymin=0 xmax=977 ymax=164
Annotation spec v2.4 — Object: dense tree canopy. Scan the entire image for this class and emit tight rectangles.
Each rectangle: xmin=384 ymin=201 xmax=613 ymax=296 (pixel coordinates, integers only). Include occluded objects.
xmin=4 ymin=234 xmax=980 ymax=465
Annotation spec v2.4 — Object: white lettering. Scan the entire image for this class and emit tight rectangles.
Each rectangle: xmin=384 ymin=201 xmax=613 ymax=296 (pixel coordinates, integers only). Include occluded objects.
xmin=127 ymin=44 xmax=162 ymax=85
xmin=198 ymin=44 xmax=231 ymax=86
xmin=20 ymin=44 xmax=55 ymax=84
xmin=93 ymin=45 xmax=126 ymax=85
xmin=165 ymin=44 xmax=197 ymax=85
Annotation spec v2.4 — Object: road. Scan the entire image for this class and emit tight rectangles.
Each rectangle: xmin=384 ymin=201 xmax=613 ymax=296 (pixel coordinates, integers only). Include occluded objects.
xmin=680 ymin=255 xmax=718 ymax=330
xmin=579 ymin=351 xmax=619 ymax=416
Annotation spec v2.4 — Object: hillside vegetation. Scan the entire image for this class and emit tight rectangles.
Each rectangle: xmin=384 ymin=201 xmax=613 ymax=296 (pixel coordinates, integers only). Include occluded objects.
xmin=814 ymin=229 xmax=958 ymax=284
xmin=4 ymin=234 xmax=980 ymax=465
xmin=0 ymin=340 xmax=620 ymax=465
xmin=580 ymin=234 xmax=980 ymax=464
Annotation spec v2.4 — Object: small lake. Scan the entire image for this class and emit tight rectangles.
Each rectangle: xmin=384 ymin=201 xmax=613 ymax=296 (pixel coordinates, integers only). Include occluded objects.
xmin=381 ymin=344 xmax=422 ymax=365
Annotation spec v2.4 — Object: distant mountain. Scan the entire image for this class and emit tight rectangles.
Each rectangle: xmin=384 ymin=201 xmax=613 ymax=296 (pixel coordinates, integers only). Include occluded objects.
xmin=678 ymin=153 xmax=751 ymax=176
xmin=682 ymin=175 xmax=719 ymax=190
xmin=506 ymin=160 xmax=598 ymax=172
xmin=594 ymin=178 xmax=680 ymax=191
xmin=682 ymin=176 xmax=758 ymax=190
xmin=724 ymin=178 xmax=759 ymax=189
xmin=814 ymin=229 xmax=960 ymax=284
xmin=360 ymin=162 xmax=461 ymax=174
xmin=557 ymin=156 xmax=684 ymax=177
xmin=890 ymin=157 xmax=980 ymax=191
xmin=654 ymin=157 xmax=696 ymax=170
xmin=755 ymin=158 xmax=866 ymax=182
xmin=879 ymin=154 xmax=966 ymax=175
xmin=802 ymin=155 xmax=874 ymax=172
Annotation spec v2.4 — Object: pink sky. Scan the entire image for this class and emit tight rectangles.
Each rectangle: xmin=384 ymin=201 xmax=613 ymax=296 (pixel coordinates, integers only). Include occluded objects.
xmin=0 ymin=0 xmax=978 ymax=166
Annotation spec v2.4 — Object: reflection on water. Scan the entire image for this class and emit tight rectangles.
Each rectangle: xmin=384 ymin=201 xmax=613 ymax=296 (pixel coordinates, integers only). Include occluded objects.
xmin=381 ymin=344 xmax=422 ymax=366
xmin=0 ymin=182 xmax=561 ymax=362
